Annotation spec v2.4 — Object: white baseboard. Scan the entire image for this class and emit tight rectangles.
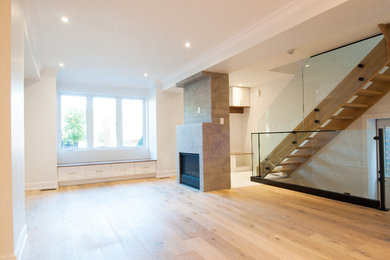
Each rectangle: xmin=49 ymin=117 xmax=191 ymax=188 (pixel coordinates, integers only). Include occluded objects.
xmin=156 ymin=170 xmax=176 ymax=178
xmin=25 ymin=181 xmax=58 ymax=191
xmin=15 ymin=225 xmax=28 ymax=260
xmin=0 ymin=255 xmax=16 ymax=260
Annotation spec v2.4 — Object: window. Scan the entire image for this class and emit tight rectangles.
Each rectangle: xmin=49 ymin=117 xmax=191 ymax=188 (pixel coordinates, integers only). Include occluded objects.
xmin=93 ymin=97 xmax=117 ymax=148
xmin=60 ymin=95 xmax=87 ymax=149
xmin=59 ymin=93 xmax=145 ymax=150
xmin=122 ymin=99 xmax=143 ymax=147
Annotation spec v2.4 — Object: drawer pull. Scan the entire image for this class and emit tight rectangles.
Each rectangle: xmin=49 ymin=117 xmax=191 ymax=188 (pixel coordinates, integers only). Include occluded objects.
xmin=69 ymin=172 xmax=77 ymax=175
xmin=96 ymin=170 xmax=104 ymax=173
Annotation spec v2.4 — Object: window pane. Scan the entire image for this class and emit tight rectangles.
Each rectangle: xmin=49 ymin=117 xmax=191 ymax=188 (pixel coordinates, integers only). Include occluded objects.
xmin=61 ymin=95 xmax=87 ymax=150
xmin=93 ymin=97 xmax=117 ymax=148
xmin=122 ymin=99 xmax=144 ymax=147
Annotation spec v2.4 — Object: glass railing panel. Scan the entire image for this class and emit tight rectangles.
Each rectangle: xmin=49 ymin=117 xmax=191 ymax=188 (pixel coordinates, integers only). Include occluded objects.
xmin=257 ymin=70 xmax=304 ymax=133
xmin=302 ymin=35 xmax=384 ymax=119
xmin=256 ymin=129 xmax=378 ymax=200
xmin=251 ymin=133 xmax=259 ymax=177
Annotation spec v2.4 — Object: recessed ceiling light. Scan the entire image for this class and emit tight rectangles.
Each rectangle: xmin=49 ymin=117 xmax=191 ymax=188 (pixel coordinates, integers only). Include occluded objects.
xmin=238 ymin=84 xmax=243 ymax=87
xmin=144 ymin=73 xmax=148 ymax=77
xmin=305 ymin=64 xmax=310 ymax=67
xmin=61 ymin=17 xmax=69 ymax=23
xmin=59 ymin=63 xmax=65 ymax=67
xmin=185 ymin=42 xmax=191 ymax=48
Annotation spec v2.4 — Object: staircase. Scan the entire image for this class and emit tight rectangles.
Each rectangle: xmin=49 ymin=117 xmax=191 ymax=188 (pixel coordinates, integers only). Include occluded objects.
xmin=259 ymin=23 xmax=390 ymax=178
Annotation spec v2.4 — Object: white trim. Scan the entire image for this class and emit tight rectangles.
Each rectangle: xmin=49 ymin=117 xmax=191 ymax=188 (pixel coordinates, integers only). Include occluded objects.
xmin=21 ymin=0 xmax=42 ymax=73
xmin=25 ymin=181 xmax=58 ymax=191
xmin=156 ymin=170 xmax=176 ymax=178
xmin=57 ymin=77 xmax=153 ymax=90
xmin=362 ymin=113 xmax=390 ymax=124
xmin=361 ymin=112 xmax=390 ymax=200
xmin=14 ymin=225 xmax=28 ymax=260
xmin=161 ymin=0 xmax=348 ymax=90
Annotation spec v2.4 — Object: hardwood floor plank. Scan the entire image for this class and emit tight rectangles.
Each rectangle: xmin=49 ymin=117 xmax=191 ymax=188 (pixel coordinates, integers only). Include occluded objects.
xmin=24 ymin=177 xmax=390 ymax=260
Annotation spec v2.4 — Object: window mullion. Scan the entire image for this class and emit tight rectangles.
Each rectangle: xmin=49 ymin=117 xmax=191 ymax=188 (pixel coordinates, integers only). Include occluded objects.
xmin=57 ymin=94 xmax=62 ymax=150
xmin=87 ymin=95 xmax=93 ymax=148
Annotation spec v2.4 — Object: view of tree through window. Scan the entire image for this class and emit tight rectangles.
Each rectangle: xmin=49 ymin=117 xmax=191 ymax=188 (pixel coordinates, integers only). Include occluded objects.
xmin=61 ymin=96 xmax=87 ymax=150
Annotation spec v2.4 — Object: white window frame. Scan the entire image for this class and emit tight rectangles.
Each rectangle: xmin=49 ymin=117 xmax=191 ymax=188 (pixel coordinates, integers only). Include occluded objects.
xmin=57 ymin=92 xmax=147 ymax=151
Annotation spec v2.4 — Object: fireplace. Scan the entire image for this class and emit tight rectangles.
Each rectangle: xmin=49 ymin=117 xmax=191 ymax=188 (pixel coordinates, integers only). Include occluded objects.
xmin=179 ymin=153 xmax=200 ymax=189
xmin=176 ymin=71 xmax=231 ymax=191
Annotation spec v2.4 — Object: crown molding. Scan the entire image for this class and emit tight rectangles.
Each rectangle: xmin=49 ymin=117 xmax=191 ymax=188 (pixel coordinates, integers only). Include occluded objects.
xmin=21 ymin=0 xmax=42 ymax=68
xmin=22 ymin=0 xmax=43 ymax=81
xmin=57 ymin=76 xmax=153 ymax=90
xmin=161 ymin=0 xmax=348 ymax=91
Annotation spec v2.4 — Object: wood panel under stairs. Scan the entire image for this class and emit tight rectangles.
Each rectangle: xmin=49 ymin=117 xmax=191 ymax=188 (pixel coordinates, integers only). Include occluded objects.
xmin=259 ymin=23 xmax=390 ymax=178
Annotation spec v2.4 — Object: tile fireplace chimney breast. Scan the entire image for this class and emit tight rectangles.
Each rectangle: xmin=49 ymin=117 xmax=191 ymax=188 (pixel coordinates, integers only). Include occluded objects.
xmin=176 ymin=71 xmax=231 ymax=191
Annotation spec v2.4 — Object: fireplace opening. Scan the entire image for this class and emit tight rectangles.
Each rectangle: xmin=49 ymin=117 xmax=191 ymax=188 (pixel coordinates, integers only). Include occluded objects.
xmin=179 ymin=153 xmax=200 ymax=189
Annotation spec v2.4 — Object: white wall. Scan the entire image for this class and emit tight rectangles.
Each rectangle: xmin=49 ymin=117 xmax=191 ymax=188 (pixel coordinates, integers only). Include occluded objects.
xmin=155 ymin=85 xmax=184 ymax=177
xmin=228 ymin=75 xmax=292 ymax=154
xmin=25 ymin=70 xmax=58 ymax=190
xmin=242 ymin=77 xmax=292 ymax=152
xmin=148 ymin=85 xmax=157 ymax=160
xmin=229 ymin=113 xmax=245 ymax=153
xmin=0 ymin=0 xmax=26 ymax=259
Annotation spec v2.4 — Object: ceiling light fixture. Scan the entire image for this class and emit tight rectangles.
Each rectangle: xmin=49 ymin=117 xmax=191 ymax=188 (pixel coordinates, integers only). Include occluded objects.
xmin=59 ymin=63 xmax=65 ymax=67
xmin=305 ymin=64 xmax=310 ymax=67
xmin=238 ymin=84 xmax=243 ymax=87
xmin=61 ymin=17 xmax=69 ymax=23
xmin=144 ymin=73 xmax=148 ymax=77
xmin=185 ymin=42 xmax=191 ymax=48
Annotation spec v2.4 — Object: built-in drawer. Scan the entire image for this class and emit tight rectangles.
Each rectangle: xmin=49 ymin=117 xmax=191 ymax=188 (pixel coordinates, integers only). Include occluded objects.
xmin=111 ymin=163 xmax=134 ymax=176
xmin=86 ymin=165 xmax=111 ymax=179
xmin=134 ymin=161 xmax=156 ymax=174
xmin=58 ymin=166 xmax=86 ymax=181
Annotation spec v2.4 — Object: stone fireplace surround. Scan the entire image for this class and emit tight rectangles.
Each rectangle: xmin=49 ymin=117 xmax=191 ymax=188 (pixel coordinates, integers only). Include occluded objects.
xmin=176 ymin=71 xmax=231 ymax=192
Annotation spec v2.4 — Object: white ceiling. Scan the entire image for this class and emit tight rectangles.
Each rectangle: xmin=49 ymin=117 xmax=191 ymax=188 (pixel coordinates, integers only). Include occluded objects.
xmin=23 ymin=0 xmax=390 ymax=89
xmin=23 ymin=0 xmax=292 ymax=87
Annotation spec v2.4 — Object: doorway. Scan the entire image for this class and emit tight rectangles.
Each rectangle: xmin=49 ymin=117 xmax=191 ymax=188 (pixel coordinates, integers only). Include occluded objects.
xmin=376 ymin=119 xmax=390 ymax=209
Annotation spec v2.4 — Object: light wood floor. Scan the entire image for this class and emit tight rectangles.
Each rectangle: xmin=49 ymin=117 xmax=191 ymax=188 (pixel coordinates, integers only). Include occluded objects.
xmin=23 ymin=177 xmax=390 ymax=260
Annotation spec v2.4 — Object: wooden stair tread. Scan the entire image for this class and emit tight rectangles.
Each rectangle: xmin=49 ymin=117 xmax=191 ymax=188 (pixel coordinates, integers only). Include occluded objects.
xmin=342 ymin=103 xmax=369 ymax=108
xmin=287 ymin=154 xmax=312 ymax=158
xmin=270 ymin=168 xmax=294 ymax=173
xmin=373 ymin=74 xmax=390 ymax=83
xmin=279 ymin=161 xmax=302 ymax=165
xmin=296 ymin=146 xmax=320 ymax=150
xmin=330 ymin=116 xmax=355 ymax=120
xmin=357 ymin=89 xmax=383 ymax=96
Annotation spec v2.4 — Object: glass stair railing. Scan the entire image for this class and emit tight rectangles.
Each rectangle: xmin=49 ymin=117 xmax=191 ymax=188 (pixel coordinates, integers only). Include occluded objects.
xmin=251 ymin=23 xmax=390 ymax=208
